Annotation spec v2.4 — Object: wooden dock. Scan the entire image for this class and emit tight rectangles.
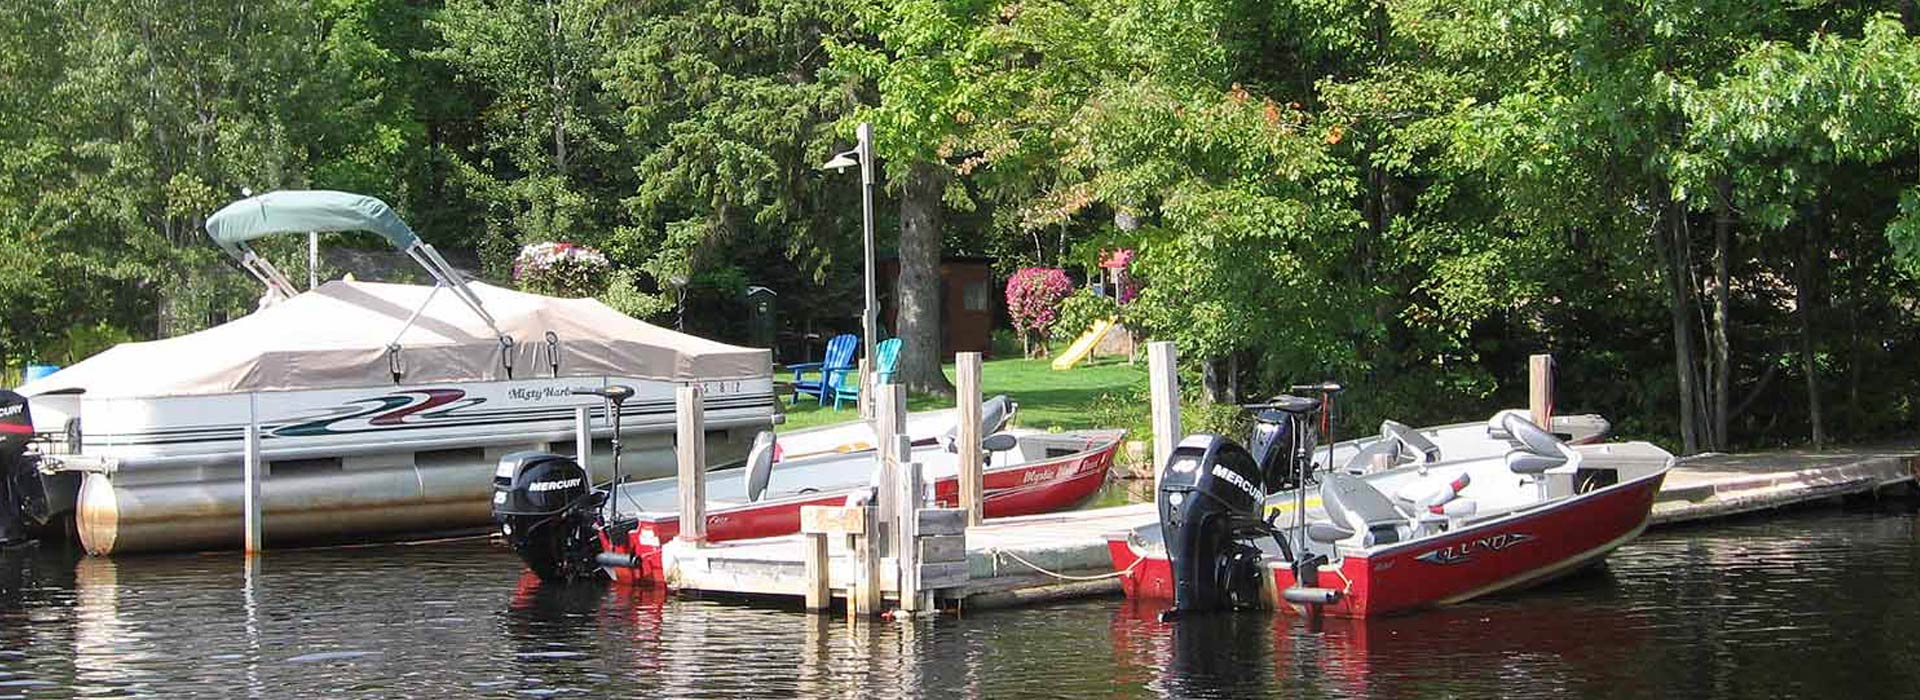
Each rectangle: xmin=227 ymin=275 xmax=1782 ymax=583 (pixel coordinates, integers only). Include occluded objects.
xmin=1653 ymin=444 xmax=1919 ymax=525
xmin=659 ymin=444 xmax=1920 ymax=612
xmin=657 ymin=346 xmax=1919 ymax=613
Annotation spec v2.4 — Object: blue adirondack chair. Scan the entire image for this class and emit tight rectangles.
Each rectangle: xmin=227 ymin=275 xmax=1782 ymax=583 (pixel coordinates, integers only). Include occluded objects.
xmin=787 ymin=334 xmax=859 ymax=406
xmin=831 ymin=338 xmax=901 ymax=410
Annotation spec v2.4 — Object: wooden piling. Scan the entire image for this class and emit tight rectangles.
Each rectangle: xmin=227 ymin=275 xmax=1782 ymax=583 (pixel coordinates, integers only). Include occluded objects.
xmin=858 ymin=357 xmax=873 ymax=420
xmin=1148 ymin=341 xmax=1181 ymax=488
xmin=573 ymin=405 xmax=592 ymax=470
xmin=874 ymin=384 xmax=907 ymax=553
xmin=855 ymin=501 xmax=881 ymax=615
xmin=676 ymin=384 xmax=708 ymax=545
xmin=802 ymin=531 xmax=830 ymax=612
xmin=1529 ymin=354 xmax=1554 ymax=429
xmin=957 ymin=352 xmax=984 ymax=526
xmin=243 ymin=396 xmax=263 ymax=555
xmin=895 ymin=461 xmax=929 ymax=613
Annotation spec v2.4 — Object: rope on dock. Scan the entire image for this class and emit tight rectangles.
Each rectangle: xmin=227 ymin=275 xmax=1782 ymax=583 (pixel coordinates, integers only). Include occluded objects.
xmin=985 ymin=548 xmax=1144 ymax=582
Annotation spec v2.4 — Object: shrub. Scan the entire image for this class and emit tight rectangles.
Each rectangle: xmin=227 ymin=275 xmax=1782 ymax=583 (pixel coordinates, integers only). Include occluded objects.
xmin=1005 ymin=267 xmax=1073 ymax=357
xmin=1051 ymin=288 xmax=1121 ymax=343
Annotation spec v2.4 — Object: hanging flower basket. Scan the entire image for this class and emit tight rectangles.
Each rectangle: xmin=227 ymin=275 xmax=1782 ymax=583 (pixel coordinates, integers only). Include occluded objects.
xmin=513 ymin=241 xmax=611 ymax=298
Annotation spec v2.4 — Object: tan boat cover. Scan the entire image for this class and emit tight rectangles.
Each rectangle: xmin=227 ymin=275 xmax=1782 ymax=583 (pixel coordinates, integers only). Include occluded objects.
xmin=20 ymin=280 xmax=770 ymax=398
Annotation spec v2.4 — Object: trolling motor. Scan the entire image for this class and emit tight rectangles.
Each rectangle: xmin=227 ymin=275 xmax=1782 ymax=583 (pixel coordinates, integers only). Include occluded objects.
xmin=0 ymin=390 xmax=50 ymax=547
xmin=491 ymin=385 xmax=634 ymax=581
xmin=1156 ymin=383 xmax=1343 ymax=615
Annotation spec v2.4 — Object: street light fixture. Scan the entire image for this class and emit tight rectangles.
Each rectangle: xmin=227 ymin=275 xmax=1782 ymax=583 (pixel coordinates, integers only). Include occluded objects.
xmin=819 ymin=122 xmax=879 ymax=417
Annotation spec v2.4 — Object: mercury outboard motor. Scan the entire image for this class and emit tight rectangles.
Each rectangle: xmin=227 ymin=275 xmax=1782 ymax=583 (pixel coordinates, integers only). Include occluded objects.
xmin=0 ymin=390 xmax=49 ymax=546
xmin=492 ymin=384 xmax=636 ymax=582
xmin=1157 ymin=392 xmax=1330 ymax=615
xmin=493 ymin=451 xmax=605 ymax=581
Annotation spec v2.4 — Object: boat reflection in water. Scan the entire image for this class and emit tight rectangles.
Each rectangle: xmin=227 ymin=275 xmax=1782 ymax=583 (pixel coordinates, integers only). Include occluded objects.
xmin=1112 ymin=567 xmax=1652 ymax=698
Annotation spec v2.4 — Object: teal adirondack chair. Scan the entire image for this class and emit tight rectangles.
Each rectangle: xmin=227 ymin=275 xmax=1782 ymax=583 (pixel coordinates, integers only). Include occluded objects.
xmin=832 ymin=338 xmax=901 ymax=410
xmin=788 ymin=334 xmax=859 ymax=406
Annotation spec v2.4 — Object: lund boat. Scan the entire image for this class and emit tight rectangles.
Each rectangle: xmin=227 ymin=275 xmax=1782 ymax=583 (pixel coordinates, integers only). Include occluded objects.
xmin=490 ymin=390 xmax=1123 ymax=583
xmin=2 ymin=191 xmax=776 ymax=554
xmin=1111 ymin=402 xmax=1669 ymax=618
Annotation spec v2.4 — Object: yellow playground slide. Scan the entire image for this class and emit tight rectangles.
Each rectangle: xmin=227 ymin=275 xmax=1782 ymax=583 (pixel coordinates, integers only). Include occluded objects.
xmin=1051 ymin=317 xmax=1117 ymax=370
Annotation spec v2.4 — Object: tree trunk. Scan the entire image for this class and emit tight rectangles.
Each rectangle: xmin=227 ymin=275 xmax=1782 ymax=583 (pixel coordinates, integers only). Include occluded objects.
xmin=1653 ymin=197 xmax=1701 ymax=455
xmin=1798 ymin=210 xmax=1825 ymax=450
xmin=895 ymin=161 xmax=954 ymax=397
xmin=1709 ymin=177 xmax=1733 ymax=450
xmin=547 ymin=0 xmax=568 ymax=174
xmin=1202 ymin=357 xmax=1227 ymax=404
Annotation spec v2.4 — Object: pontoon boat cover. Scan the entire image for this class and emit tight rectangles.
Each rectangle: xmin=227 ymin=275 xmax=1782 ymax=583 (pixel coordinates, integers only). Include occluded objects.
xmin=206 ymin=190 xmax=419 ymax=255
xmin=19 ymin=280 xmax=769 ymax=398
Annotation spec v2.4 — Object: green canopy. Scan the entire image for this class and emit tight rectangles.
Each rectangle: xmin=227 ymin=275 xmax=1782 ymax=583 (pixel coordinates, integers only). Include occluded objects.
xmin=205 ymin=190 xmax=418 ymax=255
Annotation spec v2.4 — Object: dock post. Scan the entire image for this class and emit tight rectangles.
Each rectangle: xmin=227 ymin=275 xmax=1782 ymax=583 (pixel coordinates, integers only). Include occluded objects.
xmin=855 ymin=501 xmax=882 ymax=616
xmin=858 ymin=358 xmax=873 ymax=421
xmin=896 ymin=460 xmax=930 ymax=613
xmin=676 ymin=384 xmax=708 ymax=545
xmin=957 ymin=352 xmax=984 ymax=526
xmin=874 ymin=384 xmax=907 ymax=554
xmin=243 ymin=400 xmax=263 ymax=555
xmin=1148 ymin=341 xmax=1181 ymax=488
xmin=573 ymin=405 xmax=592 ymax=471
xmin=1529 ymin=354 xmax=1554 ymax=429
xmin=803 ymin=531 xmax=831 ymax=612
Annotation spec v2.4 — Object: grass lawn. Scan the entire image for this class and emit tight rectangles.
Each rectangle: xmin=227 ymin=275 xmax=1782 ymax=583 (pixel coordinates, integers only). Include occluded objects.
xmin=776 ymin=353 xmax=1150 ymax=434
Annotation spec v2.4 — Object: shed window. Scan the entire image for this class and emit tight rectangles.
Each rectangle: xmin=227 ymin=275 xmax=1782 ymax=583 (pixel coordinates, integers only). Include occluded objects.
xmin=963 ymin=281 xmax=990 ymax=312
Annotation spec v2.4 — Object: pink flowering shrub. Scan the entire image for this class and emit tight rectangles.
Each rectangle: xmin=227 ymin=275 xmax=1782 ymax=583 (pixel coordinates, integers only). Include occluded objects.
xmin=1005 ymin=267 xmax=1073 ymax=357
xmin=513 ymin=241 xmax=611 ymax=298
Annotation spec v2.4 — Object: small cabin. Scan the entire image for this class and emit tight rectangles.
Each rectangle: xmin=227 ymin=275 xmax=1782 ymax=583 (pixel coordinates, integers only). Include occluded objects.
xmin=878 ymin=255 xmax=997 ymax=359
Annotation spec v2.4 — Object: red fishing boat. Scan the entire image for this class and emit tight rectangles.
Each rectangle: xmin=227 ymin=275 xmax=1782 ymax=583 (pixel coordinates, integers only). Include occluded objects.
xmin=489 ymin=387 xmax=1123 ymax=584
xmin=598 ymin=427 xmax=1123 ymax=584
xmin=1111 ymin=398 xmax=1670 ymax=618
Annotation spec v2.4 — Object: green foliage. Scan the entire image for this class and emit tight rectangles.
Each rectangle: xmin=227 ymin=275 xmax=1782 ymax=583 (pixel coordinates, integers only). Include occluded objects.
xmin=1052 ymin=289 xmax=1119 ymax=343
xmin=7 ymin=0 xmax=1920 ymax=454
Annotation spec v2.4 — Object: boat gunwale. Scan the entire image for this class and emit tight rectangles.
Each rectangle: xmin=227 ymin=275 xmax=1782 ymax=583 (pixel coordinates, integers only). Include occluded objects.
xmin=623 ymin=428 xmax=1126 ymax=523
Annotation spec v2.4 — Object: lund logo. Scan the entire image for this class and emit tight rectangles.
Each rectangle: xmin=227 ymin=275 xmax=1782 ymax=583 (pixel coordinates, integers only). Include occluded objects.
xmin=528 ymin=478 xmax=582 ymax=492
xmin=1416 ymin=532 xmax=1533 ymax=565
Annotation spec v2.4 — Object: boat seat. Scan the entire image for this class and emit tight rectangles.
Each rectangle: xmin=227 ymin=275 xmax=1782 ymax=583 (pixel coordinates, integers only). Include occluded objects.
xmin=944 ymin=395 xmax=1015 ymax=452
xmin=1307 ymin=520 xmax=1355 ymax=544
xmin=744 ymin=431 xmax=776 ymax=503
xmin=1265 ymin=394 xmax=1321 ymax=414
xmin=1346 ymin=438 xmax=1404 ymax=475
xmin=1319 ymin=474 xmax=1408 ymax=546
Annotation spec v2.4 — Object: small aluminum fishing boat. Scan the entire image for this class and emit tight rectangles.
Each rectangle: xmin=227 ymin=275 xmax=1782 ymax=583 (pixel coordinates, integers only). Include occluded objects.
xmin=1110 ymin=403 xmax=1669 ymax=618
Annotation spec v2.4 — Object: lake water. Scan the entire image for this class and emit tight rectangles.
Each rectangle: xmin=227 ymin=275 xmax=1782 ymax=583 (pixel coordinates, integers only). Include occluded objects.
xmin=1 ymin=502 xmax=1916 ymax=698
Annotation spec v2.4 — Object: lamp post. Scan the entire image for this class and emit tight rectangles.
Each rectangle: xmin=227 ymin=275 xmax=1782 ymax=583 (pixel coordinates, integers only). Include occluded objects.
xmin=822 ymin=122 xmax=879 ymax=417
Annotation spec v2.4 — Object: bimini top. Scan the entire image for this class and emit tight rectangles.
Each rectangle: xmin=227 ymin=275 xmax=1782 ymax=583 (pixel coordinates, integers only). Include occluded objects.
xmin=19 ymin=280 xmax=770 ymax=399
xmin=205 ymin=190 xmax=418 ymax=256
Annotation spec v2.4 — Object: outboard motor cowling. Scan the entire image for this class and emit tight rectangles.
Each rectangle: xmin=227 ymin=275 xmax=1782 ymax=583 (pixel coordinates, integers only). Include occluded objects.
xmin=1157 ymin=434 xmax=1267 ymax=614
xmin=493 ymin=451 xmax=605 ymax=581
xmin=0 ymin=390 xmax=47 ymax=546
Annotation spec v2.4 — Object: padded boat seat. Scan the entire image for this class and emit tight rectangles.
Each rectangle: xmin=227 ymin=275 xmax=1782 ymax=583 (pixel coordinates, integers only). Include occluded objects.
xmin=1320 ymin=474 xmax=1407 ymax=546
xmin=1268 ymin=394 xmax=1321 ymax=414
